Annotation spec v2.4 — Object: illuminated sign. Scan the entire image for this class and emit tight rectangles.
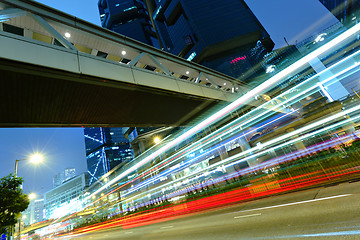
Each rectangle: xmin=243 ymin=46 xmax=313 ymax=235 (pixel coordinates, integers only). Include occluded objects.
xmin=230 ymin=56 xmax=247 ymax=64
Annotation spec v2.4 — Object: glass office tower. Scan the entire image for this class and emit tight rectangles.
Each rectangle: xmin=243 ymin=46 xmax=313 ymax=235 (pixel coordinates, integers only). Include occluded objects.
xmin=85 ymin=127 xmax=134 ymax=185
xmin=98 ymin=0 xmax=274 ymax=80
xmin=98 ymin=0 xmax=159 ymax=47
xmin=151 ymin=0 xmax=274 ymax=79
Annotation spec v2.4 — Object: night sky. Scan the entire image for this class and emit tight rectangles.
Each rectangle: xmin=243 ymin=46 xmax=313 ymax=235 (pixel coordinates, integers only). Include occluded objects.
xmin=0 ymin=0 xmax=338 ymax=196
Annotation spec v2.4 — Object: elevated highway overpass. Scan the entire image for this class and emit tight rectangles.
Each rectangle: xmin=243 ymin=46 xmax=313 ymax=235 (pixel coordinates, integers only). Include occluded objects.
xmin=0 ymin=0 xmax=249 ymax=127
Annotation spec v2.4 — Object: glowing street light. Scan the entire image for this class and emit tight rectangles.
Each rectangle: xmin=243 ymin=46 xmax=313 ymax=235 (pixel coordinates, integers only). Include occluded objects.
xmin=30 ymin=154 xmax=43 ymax=164
xmin=15 ymin=153 xmax=44 ymax=177
xmin=154 ymin=137 xmax=161 ymax=144
xmin=28 ymin=193 xmax=37 ymax=200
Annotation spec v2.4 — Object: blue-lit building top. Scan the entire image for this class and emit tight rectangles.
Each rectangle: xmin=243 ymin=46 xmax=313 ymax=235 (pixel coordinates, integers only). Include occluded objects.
xmin=98 ymin=0 xmax=159 ymax=46
xmin=152 ymin=0 xmax=274 ymax=79
xmin=85 ymin=127 xmax=134 ymax=185
xmin=319 ymin=0 xmax=360 ymax=25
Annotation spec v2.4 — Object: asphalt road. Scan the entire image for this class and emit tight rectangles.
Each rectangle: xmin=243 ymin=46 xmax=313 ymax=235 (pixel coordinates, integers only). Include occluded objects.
xmin=64 ymin=181 xmax=360 ymax=240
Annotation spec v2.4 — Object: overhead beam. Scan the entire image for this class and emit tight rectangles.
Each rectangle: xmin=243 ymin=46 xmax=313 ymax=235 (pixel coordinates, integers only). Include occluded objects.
xmin=28 ymin=12 xmax=77 ymax=51
xmin=0 ymin=8 xmax=26 ymax=21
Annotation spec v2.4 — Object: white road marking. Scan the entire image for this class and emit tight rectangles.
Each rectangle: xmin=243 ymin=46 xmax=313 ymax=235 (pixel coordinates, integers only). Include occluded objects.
xmin=160 ymin=225 xmax=174 ymax=229
xmin=125 ymin=231 xmax=133 ymax=234
xmin=234 ymin=213 xmax=262 ymax=219
xmin=237 ymin=194 xmax=351 ymax=213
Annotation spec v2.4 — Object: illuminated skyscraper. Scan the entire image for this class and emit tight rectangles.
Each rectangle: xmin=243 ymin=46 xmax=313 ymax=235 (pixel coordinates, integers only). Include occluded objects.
xmin=151 ymin=0 xmax=274 ymax=80
xmin=84 ymin=127 xmax=134 ymax=185
xmin=98 ymin=0 xmax=274 ymax=80
xmin=319 ymin=0 xmax=360 ymax=25
xmin=98 ymin=0 xmax=159 ymax=47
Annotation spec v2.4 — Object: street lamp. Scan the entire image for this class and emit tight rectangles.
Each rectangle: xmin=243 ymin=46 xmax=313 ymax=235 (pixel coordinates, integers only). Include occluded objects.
xmin=154 ymin=137 xmax=161 ymax=144
xmin=28 ymin=193 xmax=36 ymax=200
xmin=14 ymin=153 xmax=43 ymax=177
xmin=13 ymin=154 xmax=43 ymax=240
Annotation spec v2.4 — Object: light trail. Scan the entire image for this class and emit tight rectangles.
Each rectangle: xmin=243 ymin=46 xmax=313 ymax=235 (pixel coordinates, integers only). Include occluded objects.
xmin=122 ymin=117 xmax=359 ymax=204
xmin=119 ymin=47 xmax=360 ymax=197
xmin=96 ymin=47 xmax=360 ymax=204
xmin=85 ymin=22 xmax=360 ymax=202
xmin=113 ymin=58 xmax=360 ymax=200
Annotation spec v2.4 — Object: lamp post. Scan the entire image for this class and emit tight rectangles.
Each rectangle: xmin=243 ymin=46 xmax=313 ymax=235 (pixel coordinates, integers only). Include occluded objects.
xmin=14 ymin=154 xmax=43 ymax=178
xmin=12 ymin=154 xmax=43 ymax=240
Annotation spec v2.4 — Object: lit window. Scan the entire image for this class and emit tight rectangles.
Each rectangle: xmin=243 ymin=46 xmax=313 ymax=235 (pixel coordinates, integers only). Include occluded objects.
xmin=187 ymin=52 xmax=196 ymax=61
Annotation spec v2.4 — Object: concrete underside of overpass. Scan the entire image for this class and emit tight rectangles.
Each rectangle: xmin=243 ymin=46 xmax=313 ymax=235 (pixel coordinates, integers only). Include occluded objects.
xmin=0 ymin=59 xmax=218 ymax=128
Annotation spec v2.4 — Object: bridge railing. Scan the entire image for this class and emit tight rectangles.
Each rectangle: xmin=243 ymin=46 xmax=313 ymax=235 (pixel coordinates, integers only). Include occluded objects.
xmin=0 ymin=0 xmax=249 ymax=96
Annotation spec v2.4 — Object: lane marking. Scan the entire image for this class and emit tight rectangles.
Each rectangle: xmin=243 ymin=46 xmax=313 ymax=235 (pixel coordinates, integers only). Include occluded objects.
xmin=125 ymin=231 xmax=133 ymax=234
xmin=160 ymin=225 xmax=174 ymax=229
xmin=237 ymin=194 xmax=351 ymax=213
xmin=234 ymin=213 xmax=262 ymax=219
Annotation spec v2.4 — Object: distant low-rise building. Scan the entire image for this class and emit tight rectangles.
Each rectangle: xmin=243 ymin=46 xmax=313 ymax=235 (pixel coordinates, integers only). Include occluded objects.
xmin=22 ymin=197 xmax=45 ymax=226
xmin=53 ymin=167 xmax=76 ymax=188
xmin=45 ymin=173 xmax=89 ymax=219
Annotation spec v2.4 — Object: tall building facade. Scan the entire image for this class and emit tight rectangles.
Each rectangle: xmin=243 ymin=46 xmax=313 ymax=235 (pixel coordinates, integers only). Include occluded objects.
xmin=85 ymin=127 xmax=134 ymax=185
xmin=98 ymin=0 xmax=274 ymax=80
xmin=151 ymin=0 xmax=274 ymax=79
xmin=98 ymin=0 xmax=159 ymax=47
xmin=319 ymin=0 xmax=360 ymax=25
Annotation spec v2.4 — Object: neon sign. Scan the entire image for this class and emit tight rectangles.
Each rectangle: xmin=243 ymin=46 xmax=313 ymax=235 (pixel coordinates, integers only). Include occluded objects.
xmin=230 ymin=56 xmax=247 ymax=64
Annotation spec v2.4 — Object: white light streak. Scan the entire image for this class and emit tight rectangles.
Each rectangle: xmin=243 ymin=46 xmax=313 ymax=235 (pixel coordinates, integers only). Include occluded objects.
xmin=85 ymin=23 xmax=360 ymax=203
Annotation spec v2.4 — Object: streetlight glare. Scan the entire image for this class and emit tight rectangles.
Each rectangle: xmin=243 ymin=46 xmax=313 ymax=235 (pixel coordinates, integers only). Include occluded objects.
xmin=28 ymin=193 xmax=36 ymax=200
xmin=30 ymin=153 xmax=43 ymax=164
xmin=154 ymin=137 xmax=161 ymax=144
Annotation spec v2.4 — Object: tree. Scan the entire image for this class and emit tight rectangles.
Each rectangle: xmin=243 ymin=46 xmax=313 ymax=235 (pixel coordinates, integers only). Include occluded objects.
xmin=0 ymin=174 xmax=29 ymax=235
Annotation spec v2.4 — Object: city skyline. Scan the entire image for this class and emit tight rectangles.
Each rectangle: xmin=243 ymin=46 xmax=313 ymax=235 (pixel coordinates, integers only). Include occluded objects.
xmin=0 ymin=128 xmax=87 ymax=195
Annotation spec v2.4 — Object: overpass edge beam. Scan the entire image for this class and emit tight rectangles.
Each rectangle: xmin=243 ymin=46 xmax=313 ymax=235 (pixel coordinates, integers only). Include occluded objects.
xmin=203 ymin=73 xmax=220 ymax=89
xmin=146 ymin=54 xmax=173 ymax=77
xmin=128 ymin=52 xmax=146 ymax=66
xmin=0 ymin=8 xmax=26 ymax=21
xmin=28 ymin=12 xmax=77 ymax=52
